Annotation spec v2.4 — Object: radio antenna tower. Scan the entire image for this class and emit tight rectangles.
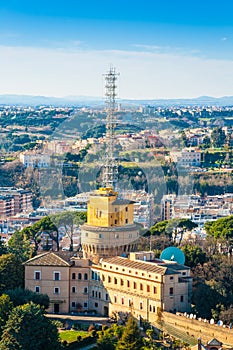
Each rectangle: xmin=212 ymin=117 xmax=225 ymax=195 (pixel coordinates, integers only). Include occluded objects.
xmin=103 ymin=66 xmax=119 ymax=189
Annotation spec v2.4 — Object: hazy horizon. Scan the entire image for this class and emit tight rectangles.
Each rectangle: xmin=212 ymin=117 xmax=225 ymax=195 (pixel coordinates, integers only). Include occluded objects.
xmin=0 ymin=1 xmax=233 ymax=99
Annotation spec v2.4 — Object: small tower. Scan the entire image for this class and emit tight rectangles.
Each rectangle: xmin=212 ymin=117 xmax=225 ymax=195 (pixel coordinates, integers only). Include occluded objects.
xmin=81 ymin=68 xmax=141 ymax=262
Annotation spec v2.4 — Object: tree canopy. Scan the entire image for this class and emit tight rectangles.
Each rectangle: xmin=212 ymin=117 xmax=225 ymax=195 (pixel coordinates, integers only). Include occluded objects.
xmin=205 ymin=215 xmax=233 ymax=240
xmin=211 ymin=127 xmax=226 ymax=148
xmin=181 ymin=244 xmax=208 ymax=268
xmin=0 ymin=254 xmax=24 ymax=294
xmin=149 ymin=219 xmax=197 ymax=241
xmin=5 ymin=287 xmax=49 ymax=309
xmin=0 ymin=303 xmax=61 ymax=350
xmin=116 ymin=315 xmax=144 ymax=350
xmin=0 ymin=294 xmax=13 ymax=337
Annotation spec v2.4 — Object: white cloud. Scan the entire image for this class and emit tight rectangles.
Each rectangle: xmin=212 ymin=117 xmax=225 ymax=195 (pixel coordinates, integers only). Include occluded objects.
xmin=0 ymin=45 xmax=232 ymax=99
xmin=132 ymin=44 xmax=163 ymax=51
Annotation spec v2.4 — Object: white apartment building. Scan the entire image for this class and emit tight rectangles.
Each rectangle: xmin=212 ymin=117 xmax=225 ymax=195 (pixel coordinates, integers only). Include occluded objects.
xmin=20 ymin=153 xmax=50 ymax=168
xmin=171 ymin=148 xmax=202 ymax=168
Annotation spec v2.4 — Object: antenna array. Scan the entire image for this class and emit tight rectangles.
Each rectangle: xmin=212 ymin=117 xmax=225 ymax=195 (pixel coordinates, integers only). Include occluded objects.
xmin=103 ymin=67 xmax=119 ymax=189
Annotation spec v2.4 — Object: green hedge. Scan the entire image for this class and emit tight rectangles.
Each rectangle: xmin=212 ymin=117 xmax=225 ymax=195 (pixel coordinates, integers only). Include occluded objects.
xmin=62 ymin=335 xmax=96 ymax=349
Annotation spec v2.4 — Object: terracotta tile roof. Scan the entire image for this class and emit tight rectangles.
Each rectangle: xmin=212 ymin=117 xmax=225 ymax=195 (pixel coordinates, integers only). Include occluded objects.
xmin=101 ymin=256 xmax=167 ymax=274
xmin=24 ymin=252 xmax=71 ymax=267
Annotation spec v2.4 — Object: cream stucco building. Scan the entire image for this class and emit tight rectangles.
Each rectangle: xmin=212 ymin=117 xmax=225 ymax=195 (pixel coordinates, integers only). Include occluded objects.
xmin=24 ymin=250 xmax=192 ymax=319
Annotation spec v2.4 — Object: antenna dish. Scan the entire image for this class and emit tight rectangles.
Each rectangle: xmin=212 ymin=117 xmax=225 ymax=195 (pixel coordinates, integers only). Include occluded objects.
xmin=160 ymin=246 xmax=185 ymax=265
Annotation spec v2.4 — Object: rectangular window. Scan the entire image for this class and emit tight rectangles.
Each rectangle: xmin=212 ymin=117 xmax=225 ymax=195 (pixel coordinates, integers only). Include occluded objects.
xmin=71 ymin=302 xmax=76 ymax=308
xmin=35 ymin=286 xmax=40 ymax=293
xmin=120 ymin=279 xmax=124 ymax=286
xmin=72 ymin=286 xmax=76 ymax=293
xmin=84 ymin=287 xmax=88 ymax=294
xmin=127 ymin=281 xmax=130 ymax=288
xmin=114 ymin=278 xmax=117 ymax=285
xmin=169 ymin=287 xmax=174 ymax=295
xmin=114 ymin=220 xmax=117 ymax=225
xmin=72 ymin=273 xmax=76 ymax=280
xmin=180 ymin=295 xmax=184 ymax=302
xmin=122 ymin=298 xmax=124 ymax=305
xmin=153 ymin=286 xmax=157 ymax=294
xmin=147 ymin=285 xmax=150 ymax=292
xmin=95 ymin=302 xmax=98 ymax=308
xmin=106 ymin=294 xmax=109 ymax=301
xmin=114 ymin=295 xmax=117 ymax=303
xmin=125 ymin=219 xmax=128 ymax=224
xmin=133 ymin=282 xmax=137 ymax=289
xmin=54 ymin=287 xmax=60 ymax=294
xmin=34 ymin=271 xmax=41 ymax=280
xmin=84 ymin=302 xmax=88 ymax=308
xmin=54 ymin=272 xmax=60 ymax=281
xmin=140 ymin=283 xmax=143 ymax=291
xmin=125 ymin=207 xmax=128 ymax=212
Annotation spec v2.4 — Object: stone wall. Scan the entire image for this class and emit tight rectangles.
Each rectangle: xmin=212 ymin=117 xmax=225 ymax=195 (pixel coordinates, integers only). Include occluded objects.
xmin=161 ymin=312 xmax=233 ymax=346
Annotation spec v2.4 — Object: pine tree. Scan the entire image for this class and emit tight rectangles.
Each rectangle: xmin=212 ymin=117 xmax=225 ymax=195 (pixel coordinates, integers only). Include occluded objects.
xmin=116 ymin=315 xmax=144 ymax=350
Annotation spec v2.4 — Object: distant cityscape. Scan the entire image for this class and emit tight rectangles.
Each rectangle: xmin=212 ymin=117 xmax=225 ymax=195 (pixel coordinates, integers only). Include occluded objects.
xmin=1 ymin=76 xmax=233 ymax=348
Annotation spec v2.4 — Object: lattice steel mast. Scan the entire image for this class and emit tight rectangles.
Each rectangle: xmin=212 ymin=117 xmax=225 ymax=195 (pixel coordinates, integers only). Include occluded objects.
xmin=103 ymin=67 xmax=119 ymax=189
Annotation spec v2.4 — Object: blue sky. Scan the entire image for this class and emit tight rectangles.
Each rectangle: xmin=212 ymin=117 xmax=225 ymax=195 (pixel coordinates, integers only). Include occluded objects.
xmin=0 ymin=0 xmax=233 ymax=99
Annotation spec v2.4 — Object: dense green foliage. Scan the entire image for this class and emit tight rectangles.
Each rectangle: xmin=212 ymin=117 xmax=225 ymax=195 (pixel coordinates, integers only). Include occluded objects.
xmin=8 ymin=230 xmax=31 ymax=261
xmin=116 ymin=316 xmax=144 ymax=350
xmin=211 ymin=127 xmax=226 ymax=148
xmin=0 ymin=303 xmax=62 ymax=350
xmin=95 ymin=319 xmax=148 ymax=350
xmin=0 ymin=295 xmax=13 ymax=337
xmin=0 ymin=254 xmax=24 ymax=294
xmin=5 ymin=287 xmax=49 ymax=309
xmin=149 ymin=219 xmax=197 ymax=239
xmin=181 ymin=245 xmax=207 ymax=268
xmin=205 ymin=215 xmax=233 ymax=239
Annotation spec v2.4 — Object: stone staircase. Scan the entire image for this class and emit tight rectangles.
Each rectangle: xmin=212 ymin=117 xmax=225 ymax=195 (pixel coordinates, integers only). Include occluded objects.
xmin=156 ymin=322 xmax=198 ymax=346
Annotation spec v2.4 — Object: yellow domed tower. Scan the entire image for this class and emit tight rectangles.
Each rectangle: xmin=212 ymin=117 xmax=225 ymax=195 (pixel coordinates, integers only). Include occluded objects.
xmin=81 ymin=68 xmax=141 ymax=262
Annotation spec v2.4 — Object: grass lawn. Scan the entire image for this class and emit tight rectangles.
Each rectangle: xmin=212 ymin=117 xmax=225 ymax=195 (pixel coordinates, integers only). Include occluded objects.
xmin=59 ymin=330 xmax=89 ymax=343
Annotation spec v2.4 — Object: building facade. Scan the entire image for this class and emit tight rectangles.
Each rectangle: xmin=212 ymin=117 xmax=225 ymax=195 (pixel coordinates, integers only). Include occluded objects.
xmin=24 ymin=251 xmax=192 ymax=320
xmin=0 ymin=187 xmax=32 ymax=218
xmin=19 ymin=153 xmax=50 ymax=168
